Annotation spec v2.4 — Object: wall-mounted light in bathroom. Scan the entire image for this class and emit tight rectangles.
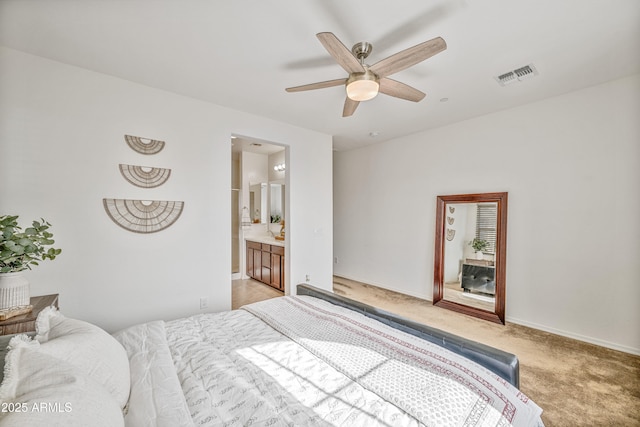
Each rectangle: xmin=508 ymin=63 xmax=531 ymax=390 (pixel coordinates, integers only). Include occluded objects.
xmin=273 ymin=163 xmax=286 ymax=172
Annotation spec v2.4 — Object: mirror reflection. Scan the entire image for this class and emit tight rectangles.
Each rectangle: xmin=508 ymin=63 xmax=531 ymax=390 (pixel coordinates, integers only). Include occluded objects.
xmin=249 ymin=182 xmax=285 ymax=224
xmin=249 ymin=183 xmax=267 ymax=223
xmin=442 ymin=202 xmax=497 ymax=312
xmin=270 ymin=183 xmax=284 ymax=223
xmin=433 ymin=192 xmax=507 ymax=324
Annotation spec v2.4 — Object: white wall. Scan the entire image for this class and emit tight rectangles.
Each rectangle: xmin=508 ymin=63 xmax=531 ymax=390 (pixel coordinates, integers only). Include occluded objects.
xmin=268 ymin=150 xmax=286 ymax=183
xmin=0 ymin=47 xmax=333 ymax=332
xmin=334 ymin=73 xmax=640 ymax=354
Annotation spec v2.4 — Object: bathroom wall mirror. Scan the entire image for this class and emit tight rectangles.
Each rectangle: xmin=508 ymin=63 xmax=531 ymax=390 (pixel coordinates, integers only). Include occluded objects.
xmin=269 ymin=183 xmax=285 ymax=223
xmin=433 ymin=192 xmax=508 ymax=324
xmin=249 ymin=182 xmax=285 ymax=224
xmin=249 ymin=183 xmax=267 ymax=223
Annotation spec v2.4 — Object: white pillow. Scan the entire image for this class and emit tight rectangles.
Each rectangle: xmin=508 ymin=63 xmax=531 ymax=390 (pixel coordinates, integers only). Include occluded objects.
xmin=0 ymin=335 xmax=124 ymax=427
xmin=35 ymin=307 xmax=130 ymax=409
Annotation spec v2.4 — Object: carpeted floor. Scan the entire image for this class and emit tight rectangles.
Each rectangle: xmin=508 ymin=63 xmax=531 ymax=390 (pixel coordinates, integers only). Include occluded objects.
xmin=332 ymin=277 xmax=640 ymax=427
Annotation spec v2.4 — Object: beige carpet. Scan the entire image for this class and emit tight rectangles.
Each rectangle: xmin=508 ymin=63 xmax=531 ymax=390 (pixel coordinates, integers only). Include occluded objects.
xmin=332 ymin=277 xmax=640 ymax=427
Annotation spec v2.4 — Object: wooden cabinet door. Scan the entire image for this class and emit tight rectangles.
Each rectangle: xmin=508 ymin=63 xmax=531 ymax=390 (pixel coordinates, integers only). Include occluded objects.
xmin=247 ymin=246 xmax=254 ymax=278
xmin=247 ymin=241 xmax=263 ymax=281
xmin=271 ymin=253 xmax=282 ymax=290
xmin=280 ymin=255 xmax=285 ymax=288
xmin=253 ymin=249 xmax=262 ymax=281
xmin=271 ymin=246 xmax=284 ymax=290
xmin=261 ymin=250 xmax=271 ymax=284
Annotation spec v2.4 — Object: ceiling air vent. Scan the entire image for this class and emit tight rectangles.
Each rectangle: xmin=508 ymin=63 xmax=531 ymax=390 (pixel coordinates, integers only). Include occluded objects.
xmin=495 ymin=64 xmax=538 ymax=86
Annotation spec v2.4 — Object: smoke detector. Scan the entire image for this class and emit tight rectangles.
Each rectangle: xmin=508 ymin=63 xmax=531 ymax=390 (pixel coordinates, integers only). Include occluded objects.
xmin=495 ymin=64 xmax=538 ymax=86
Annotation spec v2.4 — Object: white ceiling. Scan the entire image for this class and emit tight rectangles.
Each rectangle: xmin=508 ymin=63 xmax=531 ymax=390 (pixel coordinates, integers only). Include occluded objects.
xmin=1 ymin=0 xmax=639 ymax=151
xmin=231 ymin=135 xmax=284 ymax=157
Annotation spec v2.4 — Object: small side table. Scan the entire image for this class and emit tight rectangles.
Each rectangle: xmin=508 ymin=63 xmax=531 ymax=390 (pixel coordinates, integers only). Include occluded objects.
xmin=0 ymin=294 xmax=59 ymax=336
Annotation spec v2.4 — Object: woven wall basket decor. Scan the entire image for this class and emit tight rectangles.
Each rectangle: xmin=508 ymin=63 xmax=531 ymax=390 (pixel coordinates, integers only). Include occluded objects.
xmin=103 ymin=198 xmax=184 ymax=233
xmin=124 ymin=135 xmax=165 ymax=155
xmin=119 ymin=164 xmax=171 ymax=188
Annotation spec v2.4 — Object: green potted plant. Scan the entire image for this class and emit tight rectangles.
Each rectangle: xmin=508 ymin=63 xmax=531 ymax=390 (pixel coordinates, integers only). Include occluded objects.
xmin=469 ymin=238 xmax=489 ymax=260
xmin=0 ymin=215 xmax=62 ymax=309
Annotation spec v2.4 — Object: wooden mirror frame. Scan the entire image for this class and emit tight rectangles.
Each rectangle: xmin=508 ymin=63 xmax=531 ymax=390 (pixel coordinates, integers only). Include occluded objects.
xmin=433 ymin=192 xmax=508 ymax=324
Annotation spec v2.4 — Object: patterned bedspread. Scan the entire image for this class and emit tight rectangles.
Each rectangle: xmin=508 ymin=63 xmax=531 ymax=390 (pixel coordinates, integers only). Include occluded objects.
xmin=116 ymin=295 xmax=543 ymax=427
xmin=244 ymin=297 xmax=543 ymax=426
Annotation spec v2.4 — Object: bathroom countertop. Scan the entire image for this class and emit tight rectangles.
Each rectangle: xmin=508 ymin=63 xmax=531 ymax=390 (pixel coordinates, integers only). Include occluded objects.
xmin=245 ymin=235 xmax=285 ymax=247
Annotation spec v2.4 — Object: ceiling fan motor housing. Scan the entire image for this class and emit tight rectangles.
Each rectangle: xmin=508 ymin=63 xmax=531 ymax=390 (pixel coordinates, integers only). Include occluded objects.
xmin=351 ymin=42 xmax=373 ymax=61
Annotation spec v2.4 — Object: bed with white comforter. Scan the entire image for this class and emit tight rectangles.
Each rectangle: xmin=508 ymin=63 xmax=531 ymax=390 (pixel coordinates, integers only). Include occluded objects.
xmin=0 ymin=286 xmax=543 ymax=426
xmin=115 ymin=295 xmax=543 ymax=427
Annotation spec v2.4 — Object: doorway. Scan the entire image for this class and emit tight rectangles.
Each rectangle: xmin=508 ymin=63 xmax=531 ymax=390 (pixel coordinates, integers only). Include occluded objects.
xmin=231 ymin=135 xmax=288 ymax=300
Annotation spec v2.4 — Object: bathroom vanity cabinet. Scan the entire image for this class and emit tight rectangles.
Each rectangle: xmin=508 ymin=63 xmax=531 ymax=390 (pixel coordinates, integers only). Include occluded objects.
xmin=246 ymin=240 xmax=284 ymax=291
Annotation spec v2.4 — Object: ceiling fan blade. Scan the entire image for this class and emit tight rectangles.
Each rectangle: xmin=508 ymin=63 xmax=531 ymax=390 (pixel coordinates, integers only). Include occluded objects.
xmin=285 ymin=78 xmax=346 ymax=93
xmin=379 ymin=78 xmax=426 ymax=102
xmin=343 ymin=97 xmax=360 ymax=117
xmin=316 ymin=32 xmax=365 ymax=74
xmin=369 ymin=37 xmax=446 ymax=78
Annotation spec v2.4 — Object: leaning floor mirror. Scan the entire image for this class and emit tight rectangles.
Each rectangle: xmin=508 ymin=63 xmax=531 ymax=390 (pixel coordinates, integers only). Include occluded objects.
xmin=433 ymin=192 xmax=508 ymax=324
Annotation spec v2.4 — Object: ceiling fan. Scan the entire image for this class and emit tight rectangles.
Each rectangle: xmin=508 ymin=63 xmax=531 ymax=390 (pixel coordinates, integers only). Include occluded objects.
xmin=286 ymin=32 xmax=447 ymax=117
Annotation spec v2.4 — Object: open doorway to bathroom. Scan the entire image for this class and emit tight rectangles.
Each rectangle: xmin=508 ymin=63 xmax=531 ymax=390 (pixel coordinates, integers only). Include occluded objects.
xmin=231 ymin=135 xmax=288 ymax=306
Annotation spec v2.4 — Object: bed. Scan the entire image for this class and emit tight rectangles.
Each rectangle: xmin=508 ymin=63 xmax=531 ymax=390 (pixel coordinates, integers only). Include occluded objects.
xmin=0 ymin=284 xmax=543 ymax=426
xmin=461 ymin=264 xmax=496 ymax=296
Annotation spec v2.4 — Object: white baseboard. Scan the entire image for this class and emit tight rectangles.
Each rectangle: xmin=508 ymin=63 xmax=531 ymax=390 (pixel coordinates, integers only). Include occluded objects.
xmin=506 ymin=316 xmax=640 ymax=356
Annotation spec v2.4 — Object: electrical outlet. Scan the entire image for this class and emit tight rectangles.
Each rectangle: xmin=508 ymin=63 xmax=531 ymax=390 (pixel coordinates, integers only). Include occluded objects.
xmin=199 ymin=297 xmax=209 ymax=310
xmin=305 ymin=275 xmax=310 ymax=283
xmin=334 ymin=257 xmax=339 ymax=264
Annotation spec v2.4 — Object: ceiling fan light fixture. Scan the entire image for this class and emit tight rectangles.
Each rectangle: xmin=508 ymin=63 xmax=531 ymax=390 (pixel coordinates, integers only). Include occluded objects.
xmin=285 ymin=32 xmax=447 ymax=116
xmin=346 ymin=70 xmax=379 ymax=101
